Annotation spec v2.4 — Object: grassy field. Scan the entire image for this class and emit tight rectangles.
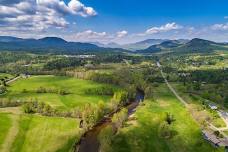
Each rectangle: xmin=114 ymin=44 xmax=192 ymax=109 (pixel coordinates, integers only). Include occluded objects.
xmin=111 ymin=84 xmax=223 ymax=152
xmin=0 ymin=75 xmax=118 ymax=110
xmin=0 ymin=112 xmax=81 ymax=152
xmin=0 ymin=113 xmax=12 ymax=148
xmin=0 ymin=73 xmax=14 ymax=80
xmin=171 ymin=83 xmax=226 ymax=128
xmin=0 ymin=75 xmax=116 ymax=152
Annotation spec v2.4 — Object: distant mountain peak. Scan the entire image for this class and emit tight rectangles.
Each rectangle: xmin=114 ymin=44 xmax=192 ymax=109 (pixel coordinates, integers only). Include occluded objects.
xmin=38 ymin=37 xmax=67 ymax=43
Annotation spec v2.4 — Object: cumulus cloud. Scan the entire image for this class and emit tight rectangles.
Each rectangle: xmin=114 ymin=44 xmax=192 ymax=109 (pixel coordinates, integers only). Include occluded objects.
xmin=75 ymin=30 xmax=107 ymax=39
xmin=68 ymin=30 xmax=113 ymax=42
xmin=68 ymin=0 xmax=97 ymax=17
xmin=116 ymin=30 xmax=128 ymax=38
xmin=211 ymin=23 xmax=228 ymax=30
xmin=145 ymin=22 xmax=183 ymax=34
xmin=0 ymin=0 xmax=97 ymax=34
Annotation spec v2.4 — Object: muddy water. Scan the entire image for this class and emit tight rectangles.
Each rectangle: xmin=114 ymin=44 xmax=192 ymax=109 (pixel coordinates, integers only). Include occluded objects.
xmin=75 ymin=101 xmax=140 ymax=152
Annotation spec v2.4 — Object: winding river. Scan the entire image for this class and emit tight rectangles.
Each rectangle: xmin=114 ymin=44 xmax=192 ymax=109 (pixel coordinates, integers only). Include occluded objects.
xmin=74 ymin=89 xmax=144 ymax=152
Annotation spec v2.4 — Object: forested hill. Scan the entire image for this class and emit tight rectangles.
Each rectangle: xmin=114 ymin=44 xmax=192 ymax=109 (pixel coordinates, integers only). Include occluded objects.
xmin=136 ymin=38 xmax=228 ymax=54
xmin=0 ymin=36 xmax=127 ymax=54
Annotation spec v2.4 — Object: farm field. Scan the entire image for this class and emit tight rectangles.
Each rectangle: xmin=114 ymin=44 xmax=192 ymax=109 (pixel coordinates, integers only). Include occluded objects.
xmin=0 ymin=75 xmax=118 ymax=110
xmin=110 ymin=84 xmax=223 ymax=152
xmin=0 ymin=111 xmax=81 ymax=152
xmin=0 ymin=73 xmax=14 ymax=80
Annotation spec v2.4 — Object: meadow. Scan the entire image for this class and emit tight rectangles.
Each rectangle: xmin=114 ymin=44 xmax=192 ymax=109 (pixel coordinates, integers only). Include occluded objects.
xmin=0 ymin=75 xmax=121 ymax=152
xmin=0 ymin=75 xmax=119 ymax=110
xmin=110 ymin=84 xmax=223 ymax=152
xmin=0 ymin=73 xmax=14 ymax=80
xmin=0 ymin=111 xmax=81 ymax=152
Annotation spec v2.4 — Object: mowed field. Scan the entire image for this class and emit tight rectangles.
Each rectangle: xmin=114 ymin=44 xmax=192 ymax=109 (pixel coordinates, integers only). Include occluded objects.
xmin=0 ymin=73 xmax=14 ymax=80
xmin=0 ymin=112 xmax=81 ymax=152
xmin=0 ymin=75 xmax=118 ymax=110
xmin=111 ymin=84 xmax=223 ymax=152
xmin=0 ymin=75 xmax=119 ymax=152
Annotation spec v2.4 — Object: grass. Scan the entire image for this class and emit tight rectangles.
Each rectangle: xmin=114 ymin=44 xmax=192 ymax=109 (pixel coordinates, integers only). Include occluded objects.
xmin=171 ymin=83 xmax=226 ymax=128
xmin=0 ymin=113 xmax=12 ymax=148
xmin=0 ymin=75 xmax=118 ymax=110
xmin=9 ymin=114 xmax=81 ymax=152
xmin=111 ymin=84 xmax=223 ymax=152
xmin=0 ymin=73 xmax=14 ymax=80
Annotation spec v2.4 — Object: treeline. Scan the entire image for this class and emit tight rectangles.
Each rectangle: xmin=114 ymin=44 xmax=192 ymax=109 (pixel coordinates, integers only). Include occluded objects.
xmin=22 ymin=91 xmax=130 ymax=128
xmin=0 ymin=99 xmax=22 ymax=108
xmin=36 ymin=87 xmax=70 ymax=95
xmin=81 ymin=91 xmax=129 ymax=130
xmin=93 ymin=54 xmax=155 ymax=64
xmin=0 ymin=86 xmax=7 ymax=94
xmin=43 ymin=58 xmax=86 ymax=70
xmin=188 ymin=69 xmax=228 ymax=83
xmin=84 ymin=86 xmax=116 ymax=96
xmin=22 ymin=100 xmax=75 ymax=117
xmin=21 ymin=87 xmax=70 ymax=96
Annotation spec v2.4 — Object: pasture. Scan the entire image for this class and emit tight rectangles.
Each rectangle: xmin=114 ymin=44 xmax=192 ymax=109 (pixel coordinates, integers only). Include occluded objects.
xmin=0 ymin=112 xmax=81 ymax=152
xmin=110 ymin=84 xmax=223 ymax=152
xmin=0 ymin=75 xmax=118 ymax=110
xmin=0 ymin=73 xmax=14 ymax=80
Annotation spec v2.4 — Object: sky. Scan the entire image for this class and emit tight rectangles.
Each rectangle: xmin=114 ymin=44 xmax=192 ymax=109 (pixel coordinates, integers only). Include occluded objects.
xmin=0 ymin=0 xmax=228 ymax=44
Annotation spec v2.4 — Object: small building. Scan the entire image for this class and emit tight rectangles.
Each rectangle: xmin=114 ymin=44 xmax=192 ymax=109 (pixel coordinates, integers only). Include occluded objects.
xmin=84 ymin=64 xmax=95 ymax=69
xmin=202 ymin=130 xmax=220 ymax=147
xmin=208 ymin=103 xmax=218 ymax=110
xmin=202 ymin=130 xmax=228 ymax=148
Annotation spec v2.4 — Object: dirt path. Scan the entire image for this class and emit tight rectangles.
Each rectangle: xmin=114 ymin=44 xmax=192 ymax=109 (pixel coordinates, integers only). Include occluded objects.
xmin=0 ymin=114 xmax=20 ymax=152
xmin=6 ymin=76 xmax=21 ymax=85
xmin=159 ymin=67 xmax=187 ymax=106
xmin=0 ymin=107 xmax=22 ymax=115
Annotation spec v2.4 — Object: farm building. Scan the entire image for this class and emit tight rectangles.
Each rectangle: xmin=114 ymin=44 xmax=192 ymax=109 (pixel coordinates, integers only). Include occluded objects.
xmin=202 ymin=130 xmax=228 ymax=148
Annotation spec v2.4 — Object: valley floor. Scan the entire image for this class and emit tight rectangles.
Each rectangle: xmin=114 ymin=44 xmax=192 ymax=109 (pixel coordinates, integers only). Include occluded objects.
xmin=110 ymin=84 xmax=223 ymax=152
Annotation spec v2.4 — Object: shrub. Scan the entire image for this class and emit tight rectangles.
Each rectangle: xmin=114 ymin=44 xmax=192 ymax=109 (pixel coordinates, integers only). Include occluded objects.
xmin=0 ymin=99 xmax=22 ymax=108
xmin=98 ymin=126 xmax=114 ymax=152
xmin=159 ymin=122 xmax=173 ymax=139
xmin=112 ymin=108 xmax=128 ymax=129
xmin=23 ymin=102 xmax=36 ymax=113
xmin=0 ymin=86 xmax=7 ymax=94
xmin=81 ymin=103 xmax=101 ymax=130
xmin=165 ymin=112 xmax=176 ymax=125
xmin=84 ymin=86 xmax=115 ymax=96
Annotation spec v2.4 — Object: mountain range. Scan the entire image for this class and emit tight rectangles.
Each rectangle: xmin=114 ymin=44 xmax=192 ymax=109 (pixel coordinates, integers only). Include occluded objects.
xmin=136 ymin=38 xmax=228 ymax=54
xmin=0 ymin=36 xmax=227 ymax=54
xmin=0 ymin=36 xmax=125 ymax=54
xmin=92 ymin=39 xmax=189 ymax=50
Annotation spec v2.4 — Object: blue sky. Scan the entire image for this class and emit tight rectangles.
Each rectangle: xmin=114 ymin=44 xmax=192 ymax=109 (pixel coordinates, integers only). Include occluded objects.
xmin=0 ymin=0 xmax=228 ymax=43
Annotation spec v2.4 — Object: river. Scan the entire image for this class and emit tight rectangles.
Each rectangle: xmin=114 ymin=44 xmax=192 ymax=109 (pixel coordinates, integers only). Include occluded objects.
xmin=74 ymin=90 xmax=144 ymax=152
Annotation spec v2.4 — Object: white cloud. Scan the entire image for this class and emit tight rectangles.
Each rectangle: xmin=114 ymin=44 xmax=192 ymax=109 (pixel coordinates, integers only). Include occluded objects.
xmin=66 ymin=30 xmax=129 ymax=43
xmin=211 ymin=23 xmax=228 ymax=30
xmin=68 ymin=0 xmax=97 ymax=17
xmin=224 ymin=16 xmax=228 ymax=19
xmin=145 ymin=22 xmax=183 ymax=34
xmin=116 ymin=30 xmax=128 ymax=38
xmin=68 ymin=30 xmax=113 ymax=42
xmin=0 ymin=0 xmax=97 ymax=34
